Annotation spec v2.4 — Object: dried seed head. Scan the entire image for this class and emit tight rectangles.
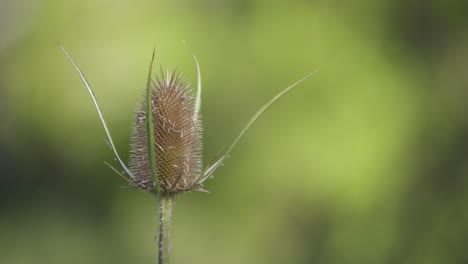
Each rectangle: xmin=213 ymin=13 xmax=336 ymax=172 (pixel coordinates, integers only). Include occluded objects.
xmin=129 ymin=69 xmax=203 ymax=193
xmin=60 ymin=45 xmax=315 ymax=196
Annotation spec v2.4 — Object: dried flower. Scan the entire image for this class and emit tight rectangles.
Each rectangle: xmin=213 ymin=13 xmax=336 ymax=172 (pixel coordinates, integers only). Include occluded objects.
xmin=60 ymin=45 xmax=315 ymax=264
xmin=60 ymin=46 xmax=315 ymax=196
xmin=129 ymin=68 xmax=203 ymax=193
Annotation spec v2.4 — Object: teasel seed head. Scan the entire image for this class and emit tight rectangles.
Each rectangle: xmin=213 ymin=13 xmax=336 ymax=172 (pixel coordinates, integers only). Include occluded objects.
xmin=60 ymin=44 xmax=316 ymax=197
xmin=130 ymin=69 xmax=204 ymax=194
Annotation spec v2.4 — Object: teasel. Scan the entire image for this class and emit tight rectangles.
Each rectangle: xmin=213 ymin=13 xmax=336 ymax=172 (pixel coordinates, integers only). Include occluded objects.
xmin=60 ymin=45 xmax=316 ymax=264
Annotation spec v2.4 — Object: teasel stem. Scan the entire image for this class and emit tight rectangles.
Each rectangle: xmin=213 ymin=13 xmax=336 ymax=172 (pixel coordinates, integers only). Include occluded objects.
xmin=157 ymin=194 xmax=175 ymax=264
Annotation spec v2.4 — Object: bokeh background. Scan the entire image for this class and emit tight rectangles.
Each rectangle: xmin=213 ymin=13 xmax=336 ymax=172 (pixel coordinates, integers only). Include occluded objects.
xmin=1 ymin=0 xmax=468 ymax=263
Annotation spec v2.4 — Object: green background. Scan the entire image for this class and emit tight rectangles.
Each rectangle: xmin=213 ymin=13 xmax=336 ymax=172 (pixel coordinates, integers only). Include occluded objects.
xmin=1 ymin=0 xmax=468 ymax=263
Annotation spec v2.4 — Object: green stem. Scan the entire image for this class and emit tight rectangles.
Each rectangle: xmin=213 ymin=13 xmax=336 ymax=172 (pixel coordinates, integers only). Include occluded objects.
xmin=157 ymin=194 xmax=174 ymax=264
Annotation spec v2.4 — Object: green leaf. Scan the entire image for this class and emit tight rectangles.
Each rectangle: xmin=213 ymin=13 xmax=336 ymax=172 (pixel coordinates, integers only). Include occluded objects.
xmin=193 ymin=54 xmax=202 ymax=117
xmin=146 ymin=49 xmax=159 ymax=195
xmin=199 ymin=70 xmax=318 ymax=183
xmin=59 ymin=45 xmax=136 ymax=181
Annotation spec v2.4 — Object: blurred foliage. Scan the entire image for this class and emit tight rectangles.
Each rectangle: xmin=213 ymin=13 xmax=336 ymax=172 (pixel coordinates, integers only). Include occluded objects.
xmin=1 ymin=0 xmax=468 ymax=263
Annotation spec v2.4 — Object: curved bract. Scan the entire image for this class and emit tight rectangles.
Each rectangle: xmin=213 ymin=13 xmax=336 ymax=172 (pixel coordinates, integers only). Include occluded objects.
xmin=59 ymin=45 xmax=136 ymax=181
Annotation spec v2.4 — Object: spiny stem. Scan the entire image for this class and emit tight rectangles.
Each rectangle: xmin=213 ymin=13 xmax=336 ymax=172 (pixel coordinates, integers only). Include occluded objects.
xmin=158 ymin=195 xmax=174 ymax=264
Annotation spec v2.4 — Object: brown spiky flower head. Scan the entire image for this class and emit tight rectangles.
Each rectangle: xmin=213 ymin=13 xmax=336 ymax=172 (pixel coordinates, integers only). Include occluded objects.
xmin=130 ymin=69 xmax=203 ymax=194
xmin=60 ymin=45 xmax=315 ymax=197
